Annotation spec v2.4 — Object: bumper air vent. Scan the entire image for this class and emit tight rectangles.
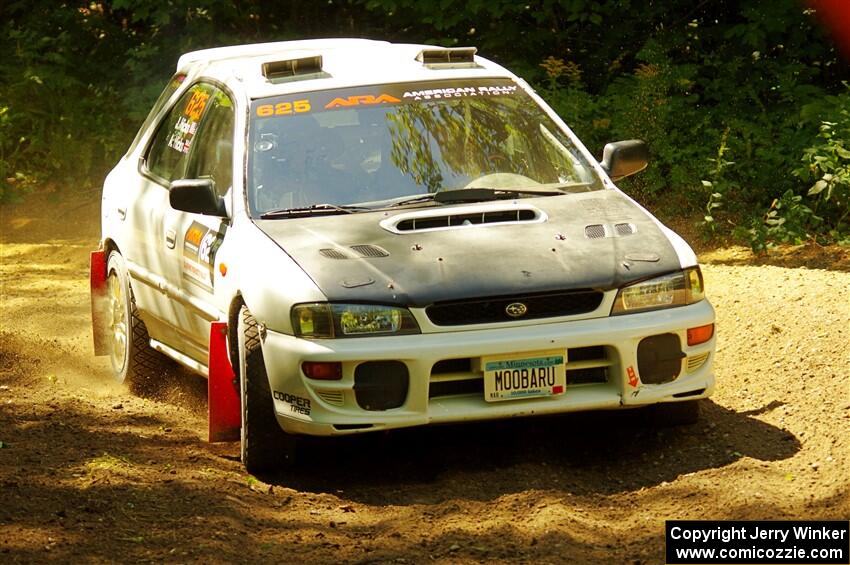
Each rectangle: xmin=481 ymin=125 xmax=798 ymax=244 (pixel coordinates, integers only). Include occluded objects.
xmin=315 ymin=389 xmax=344 ymax=406
xmin=637 ymin=333 xmax=685 ymax=384
xmin=686 ymin=351 xmax=710 ymax=373
xmin=381 ymin=204 xmax=545 ymax=234
xmin=354 ymin=361 xmax=408 ymax=411
xmin=426 ymin=289 xmax=603 ymax=326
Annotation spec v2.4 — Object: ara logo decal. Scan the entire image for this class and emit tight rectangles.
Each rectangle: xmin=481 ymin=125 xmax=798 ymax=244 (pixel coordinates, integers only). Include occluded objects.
xmin=324 ymin=94 xmax=401 ymax=109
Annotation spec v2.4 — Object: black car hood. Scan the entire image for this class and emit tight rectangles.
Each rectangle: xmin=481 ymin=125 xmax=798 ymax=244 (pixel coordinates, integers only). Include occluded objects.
xmin=254 ymin=190 xmax=682 ymax=307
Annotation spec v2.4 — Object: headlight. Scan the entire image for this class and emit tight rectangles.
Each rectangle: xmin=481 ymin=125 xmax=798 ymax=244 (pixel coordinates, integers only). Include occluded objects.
xmin=611 ymin=267 xmax=705 ymax=315
xmin=291 ymin=303 xmax=420 ymax=338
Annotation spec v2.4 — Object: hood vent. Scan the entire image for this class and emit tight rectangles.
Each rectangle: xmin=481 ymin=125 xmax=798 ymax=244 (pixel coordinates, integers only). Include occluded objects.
xmin=615 ymin=223 xmax=636 ymax=236
xmin=585 ymin=224 xmax=607 ymax=239
xmin=320 ymin=245 xmax=390 ymax=259
xmin=350 ymin=244 xmax=389 ymax=258
xmin=319 ymin=248 xmax=350 ymax=259
xmin=585 ymin=223 xmax=637 ymax=239
xmin=381 ymin=204 xmax=546 ymax=234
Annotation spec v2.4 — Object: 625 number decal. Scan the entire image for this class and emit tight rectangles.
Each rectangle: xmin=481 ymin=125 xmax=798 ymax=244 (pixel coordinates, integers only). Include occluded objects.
xmin=256 ymin=99 xmax=311 ymax=117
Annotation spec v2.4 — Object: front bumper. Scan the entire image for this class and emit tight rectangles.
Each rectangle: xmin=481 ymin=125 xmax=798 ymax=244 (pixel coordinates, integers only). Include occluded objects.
xmin=260 ymin=300 xmax=716 ymax=436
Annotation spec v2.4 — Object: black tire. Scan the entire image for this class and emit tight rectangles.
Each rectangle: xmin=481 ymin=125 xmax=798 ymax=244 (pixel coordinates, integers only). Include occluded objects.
xmin=238 ymin=305 xmax=296 ymax=473
xmin=652 ymin=399 xmax=700 ymax=426
xmin=106 ymin=252 xmax=171 ymax=392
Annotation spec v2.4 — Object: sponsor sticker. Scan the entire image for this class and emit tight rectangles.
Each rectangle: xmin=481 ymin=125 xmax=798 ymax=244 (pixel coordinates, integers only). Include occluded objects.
xmin=273 ymin=391 xmax=312 ymax=417
xmin=182 ymin=221 xmax=223 ymax=290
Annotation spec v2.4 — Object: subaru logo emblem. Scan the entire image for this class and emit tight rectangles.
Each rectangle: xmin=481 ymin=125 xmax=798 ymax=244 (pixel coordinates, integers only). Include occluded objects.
xmin=505 ymin=302 xmax=528 ymax=318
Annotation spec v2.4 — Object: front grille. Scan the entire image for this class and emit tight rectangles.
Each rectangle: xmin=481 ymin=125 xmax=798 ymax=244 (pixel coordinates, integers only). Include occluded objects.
xmin=428 ymin=346 xmax=614 ymax=399
xmin=567 ymin=367 xmax=608 ymax=384
xmin=429 ymin=378 xmax=483 ymax=398
xmin=426 ymin=290 xmax=604 ymax=326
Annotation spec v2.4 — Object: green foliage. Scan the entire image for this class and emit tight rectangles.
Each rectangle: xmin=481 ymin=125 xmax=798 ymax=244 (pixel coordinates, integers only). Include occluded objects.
xmin=1 ymin=0 xmax=848 ymax=251
xmin=795 ymin=88 xmax=850 ymax=236
xmin=735 ymin=190 xmax=822 ymax=253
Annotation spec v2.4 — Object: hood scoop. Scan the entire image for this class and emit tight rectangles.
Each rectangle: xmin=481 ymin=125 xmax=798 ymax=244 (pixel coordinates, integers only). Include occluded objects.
xmin=381 ymin=203 xmax=546 ymax=234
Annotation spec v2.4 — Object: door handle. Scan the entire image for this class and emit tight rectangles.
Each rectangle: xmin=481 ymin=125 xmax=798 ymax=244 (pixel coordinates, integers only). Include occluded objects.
xmin=117 ymin=207 xmax=127 ymax=220
xmin=165 ymin=229 xmax=176 ymax=249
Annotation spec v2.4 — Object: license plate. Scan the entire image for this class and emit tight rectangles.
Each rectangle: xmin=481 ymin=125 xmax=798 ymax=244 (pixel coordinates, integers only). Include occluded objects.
xmin=482 ymin=350 xmax=566 ymax=402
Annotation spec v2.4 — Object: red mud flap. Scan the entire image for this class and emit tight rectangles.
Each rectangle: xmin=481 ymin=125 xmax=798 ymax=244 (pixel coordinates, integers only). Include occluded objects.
xmin=208 ymin=322 xmax=241 ymax=442
xmin=90 ymin=250 xmax=109 ymax=356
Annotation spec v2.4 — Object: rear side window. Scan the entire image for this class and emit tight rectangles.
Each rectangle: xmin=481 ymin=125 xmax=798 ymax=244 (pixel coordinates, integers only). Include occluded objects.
xmin=145 ymin=83 xmax=218 ymax=183
xmin=126 ymin=73 xmax=186 ymax=156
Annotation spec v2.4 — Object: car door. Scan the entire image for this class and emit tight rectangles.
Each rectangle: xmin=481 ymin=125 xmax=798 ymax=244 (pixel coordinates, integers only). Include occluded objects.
xmin=104 ymin=74 xmax=194 ymax=347
xmin=160 ymin=83 xmax=236 ymax=364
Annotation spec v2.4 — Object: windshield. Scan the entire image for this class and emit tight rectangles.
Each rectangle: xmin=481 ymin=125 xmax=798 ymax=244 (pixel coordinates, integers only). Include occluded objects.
xmin=247 ymin=78 xmax=603 ymax=216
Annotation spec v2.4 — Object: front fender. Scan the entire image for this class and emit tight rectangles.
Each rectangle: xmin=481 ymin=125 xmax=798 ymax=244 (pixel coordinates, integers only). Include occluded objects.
xmin=219 ymin=217 xmax=326 ymax=335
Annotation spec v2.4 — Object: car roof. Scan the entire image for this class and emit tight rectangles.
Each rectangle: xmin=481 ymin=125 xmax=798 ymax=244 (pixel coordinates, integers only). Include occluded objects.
xmin=177 ymin=38 xmax=518 ymax=99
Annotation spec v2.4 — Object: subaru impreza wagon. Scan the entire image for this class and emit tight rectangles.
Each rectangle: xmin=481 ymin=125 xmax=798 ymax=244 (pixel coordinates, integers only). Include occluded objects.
xmin=90 ymin=39 xmax=716 ymax=472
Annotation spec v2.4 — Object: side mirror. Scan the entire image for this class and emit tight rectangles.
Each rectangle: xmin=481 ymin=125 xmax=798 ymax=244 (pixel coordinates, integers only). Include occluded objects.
xmin=169 ymin=178 xmax=227 ymax=217
xmin=600 ymin=140 xmax=649 ymax=181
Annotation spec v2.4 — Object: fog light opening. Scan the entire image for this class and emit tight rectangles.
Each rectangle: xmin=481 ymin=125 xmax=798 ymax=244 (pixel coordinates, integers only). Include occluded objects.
xmin=302 ymin=361 xmax=343 ymax=380
xmin=687 ymin=323 xmax=714 ymax=346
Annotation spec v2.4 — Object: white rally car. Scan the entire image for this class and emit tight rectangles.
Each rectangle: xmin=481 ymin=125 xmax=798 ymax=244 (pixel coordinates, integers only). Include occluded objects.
xmin=90 ymin=39 xmax=716 ymax=472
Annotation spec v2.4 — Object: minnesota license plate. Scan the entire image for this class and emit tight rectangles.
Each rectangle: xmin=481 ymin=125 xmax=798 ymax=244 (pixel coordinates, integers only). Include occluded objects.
xmin=482 ymin=350 xmax=566 ymax=402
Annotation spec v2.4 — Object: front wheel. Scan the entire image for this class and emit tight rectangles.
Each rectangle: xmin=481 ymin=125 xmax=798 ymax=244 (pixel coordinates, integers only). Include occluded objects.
xmin=238 ymin=305 xmax=297 ymax=473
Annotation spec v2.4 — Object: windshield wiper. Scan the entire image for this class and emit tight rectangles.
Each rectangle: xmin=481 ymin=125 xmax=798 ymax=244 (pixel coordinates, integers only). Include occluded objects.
xmin=259 ymin=203 xmax=369 ymax=219
xmin=386 ymin=186 xmax=576 ymax=208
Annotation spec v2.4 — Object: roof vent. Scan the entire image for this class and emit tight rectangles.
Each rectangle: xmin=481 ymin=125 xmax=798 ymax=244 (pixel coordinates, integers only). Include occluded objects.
xmin=262 ymin=55 xmax=329 ymax=83
xmin=415 ymin=47 xmax=479 ymax=68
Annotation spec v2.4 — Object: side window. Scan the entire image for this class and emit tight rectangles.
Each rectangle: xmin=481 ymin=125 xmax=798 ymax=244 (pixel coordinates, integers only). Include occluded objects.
xmin=126 ymin=73 xmax=186 ymax=156
xmin=145 ymin=83 xmax=216 ymax=183
xmin=186 ymin=89 xmax=235 ymax=198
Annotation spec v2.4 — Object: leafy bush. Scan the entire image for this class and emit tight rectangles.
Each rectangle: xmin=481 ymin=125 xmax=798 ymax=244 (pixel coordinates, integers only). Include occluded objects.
xmin=1 ymin=0 xmax=849 ymax=254
xmin=795 ymin=90 xmax=850 ymax=235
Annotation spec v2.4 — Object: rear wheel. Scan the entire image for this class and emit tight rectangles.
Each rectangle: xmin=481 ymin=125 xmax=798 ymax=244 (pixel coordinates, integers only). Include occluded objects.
xmin=106 ymin=251 xmax=170 ymax=391
xmin=238 ymin=305 xmax=296 ymax=473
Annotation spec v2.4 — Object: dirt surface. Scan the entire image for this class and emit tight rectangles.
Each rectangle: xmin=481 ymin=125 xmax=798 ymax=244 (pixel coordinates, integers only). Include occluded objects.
xmin=1 ymin=191 xmax=848 ymax=564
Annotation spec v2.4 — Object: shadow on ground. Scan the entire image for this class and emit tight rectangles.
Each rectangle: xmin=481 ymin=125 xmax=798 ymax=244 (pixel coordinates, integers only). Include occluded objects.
xmin=257 ymin=399 xmax=800 ymax=504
